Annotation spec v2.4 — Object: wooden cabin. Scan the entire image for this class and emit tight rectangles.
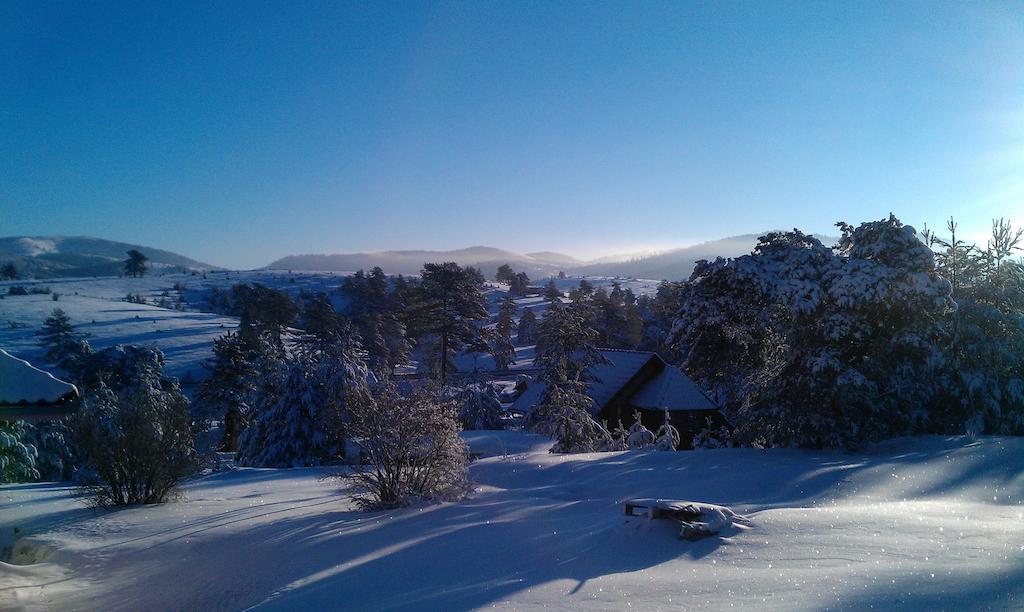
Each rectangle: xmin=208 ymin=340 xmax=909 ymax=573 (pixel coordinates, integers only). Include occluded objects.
xmin=511 ymin=349 xmax=727 ymax=449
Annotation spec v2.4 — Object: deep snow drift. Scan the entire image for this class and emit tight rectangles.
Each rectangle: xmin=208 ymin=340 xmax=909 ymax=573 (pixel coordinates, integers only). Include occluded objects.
xmin=2 ymin=434 xmax=1021 ymax=610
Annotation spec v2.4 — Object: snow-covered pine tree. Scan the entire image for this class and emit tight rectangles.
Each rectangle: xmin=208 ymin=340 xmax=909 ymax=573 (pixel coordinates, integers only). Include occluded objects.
xmin=0 ymin=420 xmax=38 ymax=483
xmin=526 ymin=299 xmax=611 ymax=453
xmin=670 ymin=216 xmax=953 ymax=449
xmin=653 ymin=411 xmax=680 ymax=451
xmin=601 ymin=419 xmax=629 ymax=451
xmin=25 ymin=419 xmax=75 ymax=481
xmin=458 ymin=382 xmax=504 ymax=430
xmin=626 ymin=412 xmax=655 ymax=449
xmin=517 ymin=307 xmax=538 ymax=345
xmin=492 ymin=295 xmax=517 ymax=370
xmin=419 ymin=262 xmax=491 ymax=381
xmin=236 ymin=358 xmax=330 ymax=468
xmin=928 ymin=218 xmax=1024 ymax=435
xmin=37 ymin=308 xmax=92 ymax=372
xmin=543 ymin=278 xmax=561 ymax=301
xmin=544 ymin=386 xmax=612 ymax=453
xmin=196 ymin=330 xmax=279 ymax=451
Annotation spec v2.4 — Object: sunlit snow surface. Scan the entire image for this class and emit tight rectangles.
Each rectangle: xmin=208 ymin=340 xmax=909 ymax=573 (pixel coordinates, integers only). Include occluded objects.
xmin=2 ymin=433 xmax=1022 ymax=610
xmin=0 ymin=271 xmax=659 ymax=380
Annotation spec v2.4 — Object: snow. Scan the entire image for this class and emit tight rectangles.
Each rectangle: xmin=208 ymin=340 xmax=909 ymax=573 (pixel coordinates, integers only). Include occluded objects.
xmin=2 ymin=434 xmax=1022 ymax=610
xmin=0 ymin=273 xmax=659 ymax=383
xmin=0 ymin=350 xmax=77 ymax=405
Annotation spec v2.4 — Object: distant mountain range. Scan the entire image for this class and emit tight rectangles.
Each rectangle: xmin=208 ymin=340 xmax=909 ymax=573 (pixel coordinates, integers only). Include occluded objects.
xmin=0 ymin=236 xmax=219 ymax=279
xmin=266 ymin=234 xmax=838 ymax=280
xmin=1 ymin=233 xmax=841 ymax=282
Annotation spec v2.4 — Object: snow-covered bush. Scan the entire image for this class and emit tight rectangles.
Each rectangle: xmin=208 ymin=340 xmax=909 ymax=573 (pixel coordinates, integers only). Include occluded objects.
xmin=0 ymin=420 xmax=37 ymax=483
xmin=600 ymin=419 xmax=629 ymax=452
xmin=345 ymin=385 xmax=469 ymax=510
xmin=692 ymin=419 xmax=734 ymax=449
xmin=626 ymin=412 xmax=655 ymax=450
xmin=457 ymin=383 xmax=505 ymax=430
xmin=653 ymin=411 xmax=680 ymax=451
xmin=73 ymin=358 xmax=197 ymax=506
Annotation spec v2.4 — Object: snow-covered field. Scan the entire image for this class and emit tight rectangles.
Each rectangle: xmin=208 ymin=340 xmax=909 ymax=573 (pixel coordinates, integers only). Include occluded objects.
xmin=2 ymin=433 xmax=1021 ymax=611
xmin=0 ymin=272 xmax=659 ymax=380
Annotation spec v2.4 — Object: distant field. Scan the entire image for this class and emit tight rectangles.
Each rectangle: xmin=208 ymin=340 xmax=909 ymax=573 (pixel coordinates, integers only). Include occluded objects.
xmin=0 ymin=272 xmax=661 ymax=381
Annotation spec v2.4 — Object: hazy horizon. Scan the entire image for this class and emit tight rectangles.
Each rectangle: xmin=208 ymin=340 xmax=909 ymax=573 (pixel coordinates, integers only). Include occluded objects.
xmin=3 ymin=2 xmax=1022 ymax=269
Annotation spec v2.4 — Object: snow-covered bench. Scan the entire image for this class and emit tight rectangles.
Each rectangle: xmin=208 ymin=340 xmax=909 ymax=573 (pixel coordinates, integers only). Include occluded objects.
xmin=624 ymin=498 xmax=747 ymax=540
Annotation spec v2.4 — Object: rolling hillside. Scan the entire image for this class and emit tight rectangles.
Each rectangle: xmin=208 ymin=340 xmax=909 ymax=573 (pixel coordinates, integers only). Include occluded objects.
xmin=0 ymin=236 xmax=219 ymax=279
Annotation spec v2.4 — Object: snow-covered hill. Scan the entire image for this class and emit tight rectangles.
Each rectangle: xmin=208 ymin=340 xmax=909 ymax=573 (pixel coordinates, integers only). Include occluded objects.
xmin=2 ymin=433 xmax=1021 ymax=610
xmin=0 ymin=236 xmax=219 ymax=279
xmin=0 ymin=272 xmax=658 ymax=382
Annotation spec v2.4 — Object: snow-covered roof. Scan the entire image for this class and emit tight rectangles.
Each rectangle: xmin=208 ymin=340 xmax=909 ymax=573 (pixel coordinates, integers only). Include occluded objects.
xmin=0 ymin=349 xmax=79 ymax=406
xmin=511 ymin=349 xmax=717 ymax=415
xmin=630 ymin=363 xmax=717 ymax=411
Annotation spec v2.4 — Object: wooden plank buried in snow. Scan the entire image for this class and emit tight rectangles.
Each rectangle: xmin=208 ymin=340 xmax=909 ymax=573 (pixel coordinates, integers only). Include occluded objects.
xmin=623 ymin=498 xmax=744 ymax=540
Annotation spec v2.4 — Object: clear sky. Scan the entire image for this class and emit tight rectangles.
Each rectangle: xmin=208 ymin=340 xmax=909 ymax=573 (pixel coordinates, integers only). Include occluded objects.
xmin=1 ymin=1 xmax=1022 ymax=269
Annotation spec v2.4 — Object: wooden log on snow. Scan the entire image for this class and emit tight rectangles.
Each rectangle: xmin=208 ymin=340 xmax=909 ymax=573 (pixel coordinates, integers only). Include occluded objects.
xmin=623 ymin=498 xmax=747 ymax=540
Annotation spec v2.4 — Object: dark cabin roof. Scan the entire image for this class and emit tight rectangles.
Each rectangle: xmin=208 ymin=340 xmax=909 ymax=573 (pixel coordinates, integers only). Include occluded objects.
xmin=511 ymin=349 xmax=717 ymax=416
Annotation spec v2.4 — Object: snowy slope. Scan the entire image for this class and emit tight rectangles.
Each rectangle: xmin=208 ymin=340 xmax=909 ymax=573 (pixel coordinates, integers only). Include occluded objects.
xmin=0 ymin=273 xmax=658 ymax=381
xmin=1 ymin=434 xmax=1021 ymax=610
xmin=0 ymin=283 xmax=240 ymax=380
xmin=0 ymin=236 xmax=219 ymax=279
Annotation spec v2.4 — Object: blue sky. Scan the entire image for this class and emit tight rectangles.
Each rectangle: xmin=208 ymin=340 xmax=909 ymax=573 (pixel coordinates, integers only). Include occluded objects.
xmin=1 ymin=1 xmax=1022 ymax=269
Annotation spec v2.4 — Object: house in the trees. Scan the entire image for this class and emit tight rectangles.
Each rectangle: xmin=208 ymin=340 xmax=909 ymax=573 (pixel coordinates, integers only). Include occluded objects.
xmin=512 ymin=349 xmax=727 ymax=449
xmin=0 ymin=349 xmax=79 ymax=420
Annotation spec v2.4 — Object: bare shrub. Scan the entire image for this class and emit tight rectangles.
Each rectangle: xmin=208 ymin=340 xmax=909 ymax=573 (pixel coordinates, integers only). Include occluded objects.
xmin=346 ymin=385 xmax=469 ymax=510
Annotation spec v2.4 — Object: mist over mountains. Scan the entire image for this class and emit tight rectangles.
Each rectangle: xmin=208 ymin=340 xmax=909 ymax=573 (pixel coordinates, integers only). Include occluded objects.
xmin=266 ymin=234 xmax=833 ymax=280
xmin=2 ymin=232 xmax=841 ymax=281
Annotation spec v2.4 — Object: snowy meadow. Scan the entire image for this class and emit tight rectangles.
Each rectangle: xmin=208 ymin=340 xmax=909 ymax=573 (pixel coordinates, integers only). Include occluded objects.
xmin=2 ymin=216 xmax=1024 ymax=611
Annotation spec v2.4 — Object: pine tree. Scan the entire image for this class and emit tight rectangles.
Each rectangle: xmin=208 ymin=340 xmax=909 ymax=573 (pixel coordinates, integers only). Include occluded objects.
xmin=542 ymin=386 xmax=612 ymax=453
xmin=458 ymin=383 xmax=505 ymax=430
xmin=517 ymin=307 xmax=538 ymax=345
xmin=492 ymin=295 xmax=517 ymax=370
xmin=0 ymin=420 xmax=38 ymax=483
xmin=543 ymin=279 xmax=562 ymax=301
xmin=653 ymin=411 xmax=680 ymax=451
xmin=25 ymin=419 xmax=75 ymax=481
xmin=237 ymin=359 xmax=330 ymax=468
xmin=671 ymin=216 xmax=952 ymax=449
xmin=626 ymin=412 xmax=655 ymax=449
xmin=510 ymin=271 xmax=531 ymax=297
xmin=37 ymin=308 xmax=91 ymax=371
xmin=1 ymin=262 xmax=17 ymax=280
xmin=419 ymin=262 xmax=491 ymax=381
xmin=124 ymin=249 xmax=148 ymax=277
xmin=196 ymin=331 xmax=280 ymax=451
xmin=526 ymin=299 xmax=610 ymax=452
xmin=340 ymin=269 xmax=411 ymax=375
xmin=495 ymin=264 xmax=516 ymax=284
